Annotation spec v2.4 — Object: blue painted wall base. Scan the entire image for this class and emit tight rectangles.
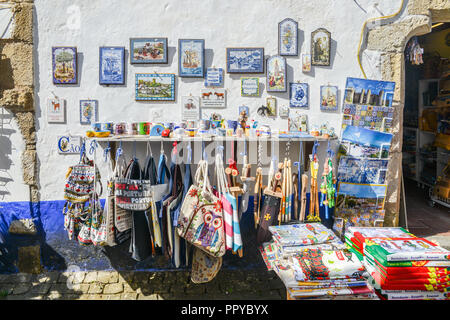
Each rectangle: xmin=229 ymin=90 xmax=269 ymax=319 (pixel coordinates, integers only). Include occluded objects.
xmin=0 ymin=193 xmax=334 ymax=273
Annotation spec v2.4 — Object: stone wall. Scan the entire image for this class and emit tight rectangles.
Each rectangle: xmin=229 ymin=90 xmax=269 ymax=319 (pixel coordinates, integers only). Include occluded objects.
xmin=0 ymin=0 xmax=40 ymax=273
xmin=0 ymin=0 xmax=37 ymax=200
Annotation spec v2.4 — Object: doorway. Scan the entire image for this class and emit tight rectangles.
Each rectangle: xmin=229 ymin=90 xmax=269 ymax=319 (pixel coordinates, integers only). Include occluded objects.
xmin=402 ymin=22 xmax=450 ymax=247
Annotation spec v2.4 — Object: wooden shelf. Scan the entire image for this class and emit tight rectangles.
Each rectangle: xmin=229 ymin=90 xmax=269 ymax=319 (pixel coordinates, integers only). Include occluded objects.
xmin=88 ymin=135 xmax=338 ymax=143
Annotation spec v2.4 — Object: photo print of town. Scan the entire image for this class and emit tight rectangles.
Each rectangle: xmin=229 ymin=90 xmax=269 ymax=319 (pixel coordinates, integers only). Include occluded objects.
xmin=342 ymin=77 xmax=396 ymax=133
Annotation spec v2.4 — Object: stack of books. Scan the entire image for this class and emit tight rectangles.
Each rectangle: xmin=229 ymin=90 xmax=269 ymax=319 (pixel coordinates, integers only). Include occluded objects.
xmin=345 ymin=227 xmax=450 ymax=300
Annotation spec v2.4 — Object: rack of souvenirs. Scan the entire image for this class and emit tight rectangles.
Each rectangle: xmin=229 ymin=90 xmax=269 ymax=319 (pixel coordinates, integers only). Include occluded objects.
xmin=345 ymin=227 xmax=450 ymax=300
xmin=63 ymin=119 xmax=339 ymax=285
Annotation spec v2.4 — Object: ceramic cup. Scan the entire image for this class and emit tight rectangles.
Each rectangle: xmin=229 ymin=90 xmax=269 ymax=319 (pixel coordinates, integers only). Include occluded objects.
xmin=114 ymin=122 xmax=126 ymax=135
xmin=199 ymin=119 xmax=211 ymax=130
xmin=211 ymin=120 xmax=222 ymax=129
xmin=92 ymin=122 xmax=102 ymax=132
xmin=138 ymin=122 xmax=151 ymax=135
xmin=227 ymin=120 xmax=238 ymax=132
xmin=101 ymin=122 xmax=114 ymax=134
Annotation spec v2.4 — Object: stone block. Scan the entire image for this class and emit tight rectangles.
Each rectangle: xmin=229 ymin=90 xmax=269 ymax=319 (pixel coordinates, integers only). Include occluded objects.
xmin=0 ymin=87 xmax=34 ymax=111
xmin=96 ymin=271 xmax=115 ymax=284
xmin=121 ymin=293 xmax=138 ymax=300
xmin=83 ymin=272 xmax=97 ymax=283
xmin=103 ymin=283 xmax=123 ymax=294
xmin=12 ymin=3 xmax=33 ymax=43
xmin=12 ymin=283 xmax=31 ymax=295
xmin=16 ymin=112 xmax=36 ymax=145
xmin=0 ymin=42 xmax=33 ymax=87
xmin=137 ymin=293 xmax=161 ymax=300
xmin=17 ymin=245 xmax=41 ymax=274
xmin=87 ymin=282 xmax=104 ymax=294
xmin=29 ymin=283 xmax=51 ymax=295
xmin=8 ymin=219 xmax=37 ymax=235
xmin=367 ymin=16 xmax=431 ymax=53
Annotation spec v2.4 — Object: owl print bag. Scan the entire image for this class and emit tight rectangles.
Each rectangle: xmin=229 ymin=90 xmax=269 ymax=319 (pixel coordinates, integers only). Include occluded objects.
xmin=177 ymin=160 xmax=226 ymax=257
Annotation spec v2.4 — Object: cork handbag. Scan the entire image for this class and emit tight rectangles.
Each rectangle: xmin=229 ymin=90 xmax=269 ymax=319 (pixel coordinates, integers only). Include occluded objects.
xmin=177 ymin=160 xmax=226 ymax=258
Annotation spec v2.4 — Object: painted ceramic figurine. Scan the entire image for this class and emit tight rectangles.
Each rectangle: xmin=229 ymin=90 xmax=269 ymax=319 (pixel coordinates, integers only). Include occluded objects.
xmin=239 ymin=110 xmax=248 ymax=129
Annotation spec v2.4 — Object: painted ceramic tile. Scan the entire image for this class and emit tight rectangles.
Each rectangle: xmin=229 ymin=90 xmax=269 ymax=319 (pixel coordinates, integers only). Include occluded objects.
xmin=57 ymin=135 xmax=81 ymax=154
xmin=179 ymin=39 xmax=205 ymax=77
xmin=135 ymin=73 xmax=175 ymax=101
xmin=337 ymin=156 xmax=388 ymax=184
xmin=279 ymin=105 xmax=289 ymax=118
xmin=226 ymin=48 xmax=264 ymax=73
xmin=182 ymin=96 xmax=200 ymax=120
xmin=290 ymin=83 xmax=308 ymax=108
xmin=289 ymin=112 xmax=308 ymax=132
xmin=52 ymin=47 xmax=77 ymax=84
xmin=205 ymin=68 xmax=223 ymax=87
xmin=239 ymin=105 xmax=249 ymax=117
xmin=130 ymin=38 xmax=168 ymax=64
xmin=320 ymin=85 xmax=338 ymax=111
xmin=267 ymin=55 xmax=286 ymax=92
xmin=79 ymin=100 xmax=98 ymax=125
xmin=302 ymin=53 xmax=311 ymax=73
xmin=266 ymin=97 xmax=277 ymax=116
xmin=311 ymin=28 xmax=331 ymax=66
xmin=240 ymin=77 xmax=259 ymax=96
xmin=278 ymin=18 xmax=298 ymax=56
xmin=47 ymin=97 xmax=65 ymax=123
xmin=200 ymin=88 xmax=226 ymax=108
xmin=99 ymin=47 xmax=125 ymax=85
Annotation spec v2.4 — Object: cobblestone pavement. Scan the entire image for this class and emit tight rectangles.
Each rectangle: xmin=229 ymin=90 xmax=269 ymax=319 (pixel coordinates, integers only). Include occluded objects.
xmin=0 ymin=268 xmax=286 ymax=300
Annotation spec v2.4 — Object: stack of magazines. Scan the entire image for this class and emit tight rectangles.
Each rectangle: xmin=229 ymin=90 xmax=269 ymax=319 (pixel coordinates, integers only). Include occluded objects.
xmin=259 ymin=223 xmax=378 ymax=299
xmin=268 ymin=223 xmax=346 ymax=258
xmin=345 ymin=227 xmax=450 ymax=300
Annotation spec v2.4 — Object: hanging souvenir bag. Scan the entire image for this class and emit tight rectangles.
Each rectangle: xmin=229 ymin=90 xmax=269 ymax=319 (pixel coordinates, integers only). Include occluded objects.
xmin=190 ymin=246 xmax=222 ymax=284
xmin=113 ymin=147 xmax=132 ymax=236
xmin=215 ymin=151 xmax=242 ymax=254
xmin=64 ymin=148 xmax=101 ymax=203
xmin=177 ymin=160 xmax=226 ymax=257
xmin=115 ymin=158 xmax=153 ymax=211
xmin=62 ymin=144 xmax=102 ymax=242
xmin=103 ymin=145 xmax=118 ymax=246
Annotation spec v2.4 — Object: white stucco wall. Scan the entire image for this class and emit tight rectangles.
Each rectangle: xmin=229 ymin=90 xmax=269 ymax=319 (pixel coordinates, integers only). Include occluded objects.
xmin=0 ymin=108 xmax=29 ymax=202
xmin=32 ymin=0 xmax=404 ymax=202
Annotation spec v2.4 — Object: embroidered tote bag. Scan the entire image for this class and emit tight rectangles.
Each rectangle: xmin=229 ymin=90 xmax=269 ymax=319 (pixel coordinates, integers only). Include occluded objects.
xmin=177 ymin=160 xmax=226 ymax=257
xmin=64 ymin=152 xmax=101 ymax=203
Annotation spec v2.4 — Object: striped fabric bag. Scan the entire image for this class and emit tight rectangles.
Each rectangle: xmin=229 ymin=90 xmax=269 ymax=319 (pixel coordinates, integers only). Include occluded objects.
xmin=215 ymin=154 xmax=242 ymax=253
